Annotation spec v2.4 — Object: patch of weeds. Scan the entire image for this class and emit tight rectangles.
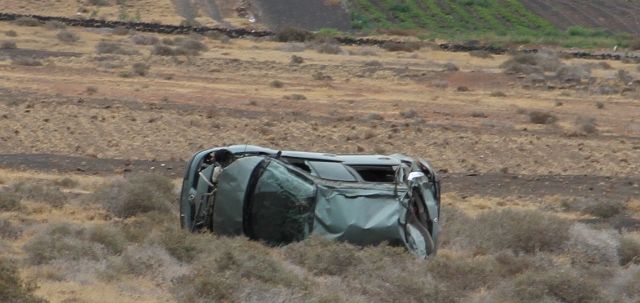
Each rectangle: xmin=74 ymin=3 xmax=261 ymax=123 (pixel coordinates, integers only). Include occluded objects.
xmin=595 ymin=101 xmax=605 ymax=109
xmin=4 ymin=30 xmax=17 ymax=37
xmin=103 ymin=244 xmax=184 ymax=283
xmin=470 ymin=111 xmax=487 ymax=118
xmin=443 ymin=62 xmax=459 ymax=72
xmin=581 ymin=199 xmax=624 ymax=218
xmin=312 ymin=40 xmax=343 ymax=54
xmin=490 ymin=91 xmax=507 ymax=97
xmin=90 ymin=173 xmax=175 ymax=218
xmin=312 ymin=71 xmax=332 ymax=81
xmin=174 ymin=38 xmax=207 ymax=56
xmin=152 ymin=44 xmax=176 ymax=56
xmin=501 ymin=51 xmax=561 ymax=74
xmin=0 ymin=41 xmax=17 ymax=49
xmin=365 ymin=113 xmax=384 ymax=121
xmin=528 ymin=111 xmax=557 ymax=124
xmin=56 ymin=30 xmax=79 ymax=43
xmin=111 ymin=26 xmax=129 ymax=36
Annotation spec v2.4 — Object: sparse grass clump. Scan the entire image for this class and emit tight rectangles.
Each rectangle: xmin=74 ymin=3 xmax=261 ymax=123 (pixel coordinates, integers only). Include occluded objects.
xmin=91 ymin=173 xmax=174 ymax=218
xmin=528 ymin=111 xmax=557 ymax=124
xmin=174 ymin=38 xmax=207 ymax=56
xmin=290 ymin=55 xmax=304 ymax=64
xmin=44 ymin=20 xmax=67 ymax=30
xmin=152 ymin=44 xmax=176 ymax=56
xmin=575 ymin=116 xmax=598 ymax=134
xmin=284 ymin=236 xmax=362 ymax=276
xmin=0 ymin=257 xmax=46 ymax=303
xmin=581 ymin=199 xmax=624 ymax=218
xmin=0 ymin=41 xmax=17 ymax=49
xmin=56 ymin=30 xmax=79 ymax=43
xmin=4 ymin=30 xmax=17 ymax=37
xmin=565 ymin=223 xmax=619 ymax=266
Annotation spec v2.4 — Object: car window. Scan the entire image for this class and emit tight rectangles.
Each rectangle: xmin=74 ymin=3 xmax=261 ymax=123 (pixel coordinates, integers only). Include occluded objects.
xmin=306 ymin=161 xmax=358 ymax=182
xmin=250 ymin=161 xmax=316 ymax=244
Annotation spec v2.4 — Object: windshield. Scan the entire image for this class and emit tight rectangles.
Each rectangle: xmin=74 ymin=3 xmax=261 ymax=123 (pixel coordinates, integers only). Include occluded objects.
xmin=248 ymin=160 xmax=317 ymax=244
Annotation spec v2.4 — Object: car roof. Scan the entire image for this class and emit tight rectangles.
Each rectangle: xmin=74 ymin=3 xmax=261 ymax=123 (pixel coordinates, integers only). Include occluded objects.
xmin=222 ymin=145 xmax=407 ymax=166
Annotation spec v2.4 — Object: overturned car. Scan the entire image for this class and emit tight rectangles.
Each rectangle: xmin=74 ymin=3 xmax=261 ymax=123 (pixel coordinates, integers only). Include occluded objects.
xmin=180 ymin=145 xmax=441 ymax=257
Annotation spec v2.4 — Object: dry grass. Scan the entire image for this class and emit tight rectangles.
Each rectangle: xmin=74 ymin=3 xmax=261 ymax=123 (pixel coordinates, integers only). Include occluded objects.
xmin=90 ymin=174 xmax=175 ymax=218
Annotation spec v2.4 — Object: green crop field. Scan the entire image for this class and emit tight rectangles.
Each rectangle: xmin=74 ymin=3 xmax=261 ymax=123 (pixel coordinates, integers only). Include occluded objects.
xmin=347 ymin=0 xmax=636 ymax=48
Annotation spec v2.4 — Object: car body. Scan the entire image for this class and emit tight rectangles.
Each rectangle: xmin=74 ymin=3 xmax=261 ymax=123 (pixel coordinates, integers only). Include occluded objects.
xmin=180 ymin=145 xmax=441 ymax=257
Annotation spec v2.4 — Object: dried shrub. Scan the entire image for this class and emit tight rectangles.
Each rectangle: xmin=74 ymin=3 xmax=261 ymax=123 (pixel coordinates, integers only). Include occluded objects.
xmin=91 ymin=173 xmax=175 ymax=218
xmin=85 ymin=86 xmax=98 ymax=95
xmin=469 ymin=50 xmax=493 ymax=59
xmin=152 ymin=44 xmax=176 ymax=56
xmin=399 ymin=109 xmax=418 ymax=119
xmin=0 ymin=219 xmax=21 ymax=239
xmin=470 ymin=111 xmax=487 ymax=118
xmin=56 ymin=30 xmax=79 ymax=43
xmin=111 ymin=26 xmax=129 ymax=35
xmin=575 ymin=116 xmax=598 ymax=135
xmin=312 ymin=41 xmax=343 ymax=54
xmin=284 ymin=236 xmax=362 ymax=276
xmin=152 ymin=228 xmax=207 ymax=263
xmin=312 ymin=71 xmax=332 ymax=80
xmin=619 ymin=235 xmax=640 ymax=265
xmin=174 ymin=38 xmax=207 ymax=56
xmin=443 ymin=62 xmax=459 ymax=72
xmin=595 ymin=101 xmax=605 ymax=109
xmin=528 ymin=111 xmax=557 ymax=124
xmin=88 ymin=0 xmax=109 ymax=6
xmin=24 ymin=223 xmax=127 ymax=265
xmin=0 ymin=257 xmax=46 ymax=303
xmin=365 ymin=113 xmax=384 ymax=121
xmin=0 ymin=41 xmax=17 ymax=49
xmin=501 ymin=51 xmax=561 ymax=74
xmin=131 ymin=34 xmax=159 ymax=45
xmin=270 ymin=80 xmax=284 ymax=88
xmin=565 ymin=224 xmax=619 ymax=266
xmin=104 ymin=244 xmax=185 ymax=283
xmin=172 ymin=237 xmax=305 ymax=302
xmin=490 ymin=91 xmax=506 ymax=97
xmin=4 ymin=30 xmax=17 ymax=37
xmin=457 ymin=209 xmax=570 ymax=253
xmin=283 ymin=94 xmax=307 ymax=101
xmin=581 ymin=199 xmax=624 ymax=218
xmin=275 ymin=27 xmax=313 ymax=42
xmin=95 ymin=41 xmax=137 ymax=55
xmin=0 ymin=190 xmax=21 ymax=211
xmin=485 ymin=267 xmax=604 ymax=303
xmin=132 ymin=62 xmax=150 ymax=76
xmin=44 ymin=20 xmax=67 ymax=29
xmin=555 ymin=65 xmax=591 ymax=83
xmin=11 ymin=57 xmax=42 ymax=66
xmin=380 ymin=41 xmax=421 ymax=52
xmin=14 ymin=17 xmax=42 ymax=27
xmin=290 ymin=55 xmax=304 ymax=64
xmin=7 ymin=181 xmax=67 ymax=207
xmin=278 ymin=42 xmax=306 ymax=52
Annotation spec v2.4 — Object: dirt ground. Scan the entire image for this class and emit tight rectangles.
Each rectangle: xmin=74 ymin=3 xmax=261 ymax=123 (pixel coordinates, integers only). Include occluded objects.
xmin=0 ymin=20 xmax=639 ymax=302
